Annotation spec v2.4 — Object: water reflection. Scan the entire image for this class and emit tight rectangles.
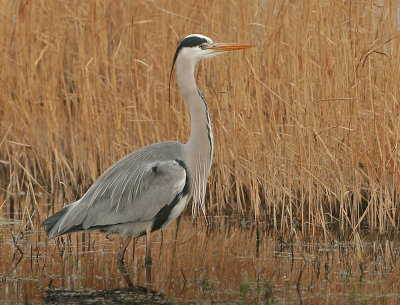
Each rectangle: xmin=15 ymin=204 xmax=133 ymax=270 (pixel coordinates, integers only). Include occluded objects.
xmin=1 ymin=215 xmax=400 ymax=304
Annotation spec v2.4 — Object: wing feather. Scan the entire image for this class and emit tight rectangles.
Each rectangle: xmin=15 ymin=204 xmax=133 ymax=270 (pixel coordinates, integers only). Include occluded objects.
xmin=54 ymin=141 xmax=187 ymax=235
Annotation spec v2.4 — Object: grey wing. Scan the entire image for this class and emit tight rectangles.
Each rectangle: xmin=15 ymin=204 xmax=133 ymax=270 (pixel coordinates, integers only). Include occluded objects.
xmin=52 ymin=142 xmax=187 ymax=235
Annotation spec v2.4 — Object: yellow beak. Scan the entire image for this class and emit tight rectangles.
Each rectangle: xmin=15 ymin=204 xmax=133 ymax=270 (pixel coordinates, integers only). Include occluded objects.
xmin=210 ymin=42 xmax=254 ymax=51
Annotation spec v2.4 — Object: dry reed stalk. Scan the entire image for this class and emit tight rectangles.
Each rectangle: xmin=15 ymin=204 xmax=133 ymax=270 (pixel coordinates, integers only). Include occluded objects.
xmin=0 ymin=0 xmax=399 ymax=236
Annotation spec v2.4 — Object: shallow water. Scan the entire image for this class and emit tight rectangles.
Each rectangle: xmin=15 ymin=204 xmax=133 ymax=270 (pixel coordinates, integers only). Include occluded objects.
xmin=1 ymin=214 xmax=400 ymax=304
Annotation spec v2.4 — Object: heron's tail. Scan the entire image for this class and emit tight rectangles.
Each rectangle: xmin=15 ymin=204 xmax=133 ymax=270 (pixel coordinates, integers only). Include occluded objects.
xmin=42 ymin=201 xmax=83 ymax=238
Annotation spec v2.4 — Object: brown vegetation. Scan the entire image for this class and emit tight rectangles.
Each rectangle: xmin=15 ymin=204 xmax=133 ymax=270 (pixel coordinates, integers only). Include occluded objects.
xmin=1 ymin=0 xmax=400 ymax=235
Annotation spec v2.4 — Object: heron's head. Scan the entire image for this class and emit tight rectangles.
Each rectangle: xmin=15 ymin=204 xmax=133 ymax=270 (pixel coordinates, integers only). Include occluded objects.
xmin=172 ymin=34 xmax=253 ymax=65
xmin=168 ymin=34 xmax=252 ymax=102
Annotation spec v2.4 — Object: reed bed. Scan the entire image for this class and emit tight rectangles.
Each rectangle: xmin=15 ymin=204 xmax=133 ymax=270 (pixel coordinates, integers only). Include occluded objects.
xmin=1 ymin=0 xmax=400 ymax=235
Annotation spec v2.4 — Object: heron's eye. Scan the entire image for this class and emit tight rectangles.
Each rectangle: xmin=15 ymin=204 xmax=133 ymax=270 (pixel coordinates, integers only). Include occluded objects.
xmin=200 ymin=43 xmax=208 ymax=49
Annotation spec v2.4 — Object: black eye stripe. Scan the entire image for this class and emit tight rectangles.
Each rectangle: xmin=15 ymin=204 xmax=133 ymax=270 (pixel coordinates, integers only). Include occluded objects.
xmin=172 ymin=36 xmax=208 ymax=64
xmin=179 ymin=36 xmax=208 ymax=48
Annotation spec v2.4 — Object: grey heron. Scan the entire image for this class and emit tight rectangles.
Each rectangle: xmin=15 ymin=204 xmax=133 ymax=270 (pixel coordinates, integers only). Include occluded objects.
xmin=42 ymin=34 xmax=252 ymax=287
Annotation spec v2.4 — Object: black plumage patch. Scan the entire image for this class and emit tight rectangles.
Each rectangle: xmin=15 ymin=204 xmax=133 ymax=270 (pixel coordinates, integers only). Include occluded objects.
xmin=151 ymin=159 xmax=190 ymax=232
xmin=173 ymin=35 xmax=208 ymax=64
xmin=179 ymin=35 xmax=208 ymax=48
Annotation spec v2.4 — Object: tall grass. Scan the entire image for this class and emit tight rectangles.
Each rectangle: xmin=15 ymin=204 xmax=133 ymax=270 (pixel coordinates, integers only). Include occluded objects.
xmin=1 ymin=0 xmax=399 ymax=235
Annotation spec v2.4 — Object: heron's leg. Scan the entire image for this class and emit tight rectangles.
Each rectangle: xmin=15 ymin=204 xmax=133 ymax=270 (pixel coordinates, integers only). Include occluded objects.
xmin=117 ymin=236 xmax=132 ymax=264
xmin=145 ymin=232 xmax=152 ymax=265
xmin=145 ymin=230 xmax=152 ymax=292
xmin=116 ymin=237 xmax=133 ymax=288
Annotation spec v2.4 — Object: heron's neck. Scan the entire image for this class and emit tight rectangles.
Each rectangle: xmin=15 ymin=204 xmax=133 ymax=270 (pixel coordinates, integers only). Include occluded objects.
xmin=176 ymin=57 xmax=213 ymax=213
